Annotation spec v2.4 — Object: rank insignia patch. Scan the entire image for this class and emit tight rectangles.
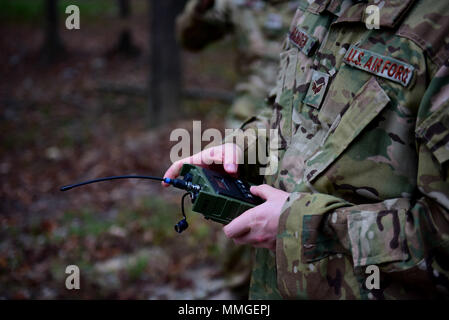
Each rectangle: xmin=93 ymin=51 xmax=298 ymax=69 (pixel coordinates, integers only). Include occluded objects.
xmin=288 ymin=26 xmax=318 ymax=56
xmin=303 ymin=70 xmax=329 ymax=109
xmin=343 ymin=45 xmax=415 ymax=87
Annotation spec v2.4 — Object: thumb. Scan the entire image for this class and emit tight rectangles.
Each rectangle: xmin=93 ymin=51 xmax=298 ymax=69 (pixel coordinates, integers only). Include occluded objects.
xmin=249 ymin=184 xmax=273 ymax=201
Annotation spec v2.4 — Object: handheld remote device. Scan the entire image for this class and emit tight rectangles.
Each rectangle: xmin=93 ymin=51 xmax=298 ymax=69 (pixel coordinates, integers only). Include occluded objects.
xmin=177 ymin=164 xmax=264 ymax=224
xmin=60 ymin=164 xmax=264 ymax=233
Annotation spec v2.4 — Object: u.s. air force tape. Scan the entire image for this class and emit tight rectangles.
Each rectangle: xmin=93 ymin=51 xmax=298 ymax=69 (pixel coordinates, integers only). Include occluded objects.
xmin=343 ymin=45 xmax=415 ymax=87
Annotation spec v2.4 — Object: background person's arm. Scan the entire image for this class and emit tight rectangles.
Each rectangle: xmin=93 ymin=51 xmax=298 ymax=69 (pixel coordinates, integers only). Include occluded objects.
xmin=176 ymin=0 xmax=234 ymax=51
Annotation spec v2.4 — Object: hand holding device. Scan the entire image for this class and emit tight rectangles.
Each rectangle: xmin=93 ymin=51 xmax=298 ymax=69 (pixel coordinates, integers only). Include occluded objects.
xmin=60 ymin=160 xmax=264 ymax=233
xmin=163 ymin=143 xmax=243 ymax=187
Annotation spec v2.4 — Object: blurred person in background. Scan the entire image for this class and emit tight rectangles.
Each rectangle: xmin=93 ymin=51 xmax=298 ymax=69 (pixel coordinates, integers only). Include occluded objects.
xmin=176 ymin=0 xmax=299 ymax=129
xmin=176 ymin=0 xmax=298 ymax=299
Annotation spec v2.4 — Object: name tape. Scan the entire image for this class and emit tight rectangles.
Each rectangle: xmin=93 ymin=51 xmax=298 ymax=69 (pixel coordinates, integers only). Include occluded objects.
xmin=343 ymin=45 xmax=414 ymax=87
xmin=289 ymin=26 xmax=317 ymax=56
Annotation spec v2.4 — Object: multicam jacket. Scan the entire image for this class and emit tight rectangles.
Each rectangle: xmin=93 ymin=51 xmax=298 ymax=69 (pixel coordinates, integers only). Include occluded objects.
xmin=226 ymin=0 xmax=449 ymax=299
xmin=176 ymin=0 xmax=299 ymax=126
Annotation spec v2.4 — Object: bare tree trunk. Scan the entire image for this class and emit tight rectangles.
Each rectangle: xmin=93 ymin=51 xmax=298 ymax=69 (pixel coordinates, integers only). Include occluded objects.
xmin=148 ymin=0 xmax=186 ymax=126
xmin=119 ymin=0 xmax=131 ymax=18
xmin=109 ymin=0 xmax=140 ymax=56
xmin=42 ymin=0 xmax=65 ymax=62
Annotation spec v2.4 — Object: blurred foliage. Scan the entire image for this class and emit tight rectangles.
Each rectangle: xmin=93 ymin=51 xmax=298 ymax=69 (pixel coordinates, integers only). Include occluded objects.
xmin=0 ymin=0 xmax=245 ymax=299
xmin=0 ymin=192 xmax=230 ymax=299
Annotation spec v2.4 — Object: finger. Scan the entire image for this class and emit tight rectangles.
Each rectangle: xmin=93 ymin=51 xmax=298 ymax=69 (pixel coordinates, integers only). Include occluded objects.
xmin=162 ymin=148 xmax=223 ymax=187
xmin=232 ymin=232 xmax=258 ymax=245
xmin=233 ymin=238 xmax=272 ymax=250
xmin=200 ymin=146 xmax=226 ymax=166
xmin=232 ymin=232 xmax=274 ymax=250
xmin=162 ymin=158 xmax=193 ymax=186
xmin=249 ymin=184 xmax=273 ymax=200
xmin=223 ymin=208 xmax=255 ymax=238
xmin=223 ymin=144 xmax=241 ymax=174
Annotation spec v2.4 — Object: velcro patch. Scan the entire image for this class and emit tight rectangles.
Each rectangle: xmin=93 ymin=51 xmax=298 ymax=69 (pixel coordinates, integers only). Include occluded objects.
xmin=288 ymin=26 xmax=318 ymax=56
xmin=303 ymin=70 xmax=330 ymax=109
xmin=343 ymin=45 xmax=414 ymax=87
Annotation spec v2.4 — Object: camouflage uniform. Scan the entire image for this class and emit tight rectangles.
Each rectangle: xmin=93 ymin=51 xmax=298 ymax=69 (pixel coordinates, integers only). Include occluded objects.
xmin=176 ymin=0 xmax=299 ymax=128
xmin=225 ymin=0 xmax=449 ymax=299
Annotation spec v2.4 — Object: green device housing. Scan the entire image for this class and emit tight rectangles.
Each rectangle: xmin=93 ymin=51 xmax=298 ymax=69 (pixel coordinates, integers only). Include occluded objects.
xmin=179 ymin=164 xmax=264 ymax=224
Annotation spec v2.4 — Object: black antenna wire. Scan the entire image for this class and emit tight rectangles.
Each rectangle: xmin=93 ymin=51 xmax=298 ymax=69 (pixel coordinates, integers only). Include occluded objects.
xmin=60 ymin=174 xmax=197 ymax=234
xmin=60 ymin=175 xmax=165 ymax=191
xmin=174 ymin=192 xmax=191 ymax=233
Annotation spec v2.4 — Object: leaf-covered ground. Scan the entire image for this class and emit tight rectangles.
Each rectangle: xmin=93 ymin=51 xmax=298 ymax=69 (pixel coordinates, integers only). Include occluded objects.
xmin=0 ymin=1 xmax=251 ymax=299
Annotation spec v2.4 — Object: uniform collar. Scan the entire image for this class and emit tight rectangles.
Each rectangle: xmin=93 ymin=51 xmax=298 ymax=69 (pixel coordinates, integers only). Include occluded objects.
xmin=307 ymin=0 xmax=416 ymax=28
xmin=307 ymin=0 xmax=332 ymax=14
xmin=307 ymin=0 xmax=356 ymax=16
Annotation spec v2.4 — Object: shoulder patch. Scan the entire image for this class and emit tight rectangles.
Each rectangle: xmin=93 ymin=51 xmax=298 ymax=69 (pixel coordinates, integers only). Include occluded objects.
xmin=343 ymin=45 xmax=415 ymax=88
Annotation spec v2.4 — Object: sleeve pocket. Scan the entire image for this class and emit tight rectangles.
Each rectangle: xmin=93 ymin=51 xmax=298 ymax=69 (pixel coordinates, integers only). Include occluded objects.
xmin=347 ymin=207 xmax=410 ymax=268
xmin=416 ymin=105 xmax=449 ymax=165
